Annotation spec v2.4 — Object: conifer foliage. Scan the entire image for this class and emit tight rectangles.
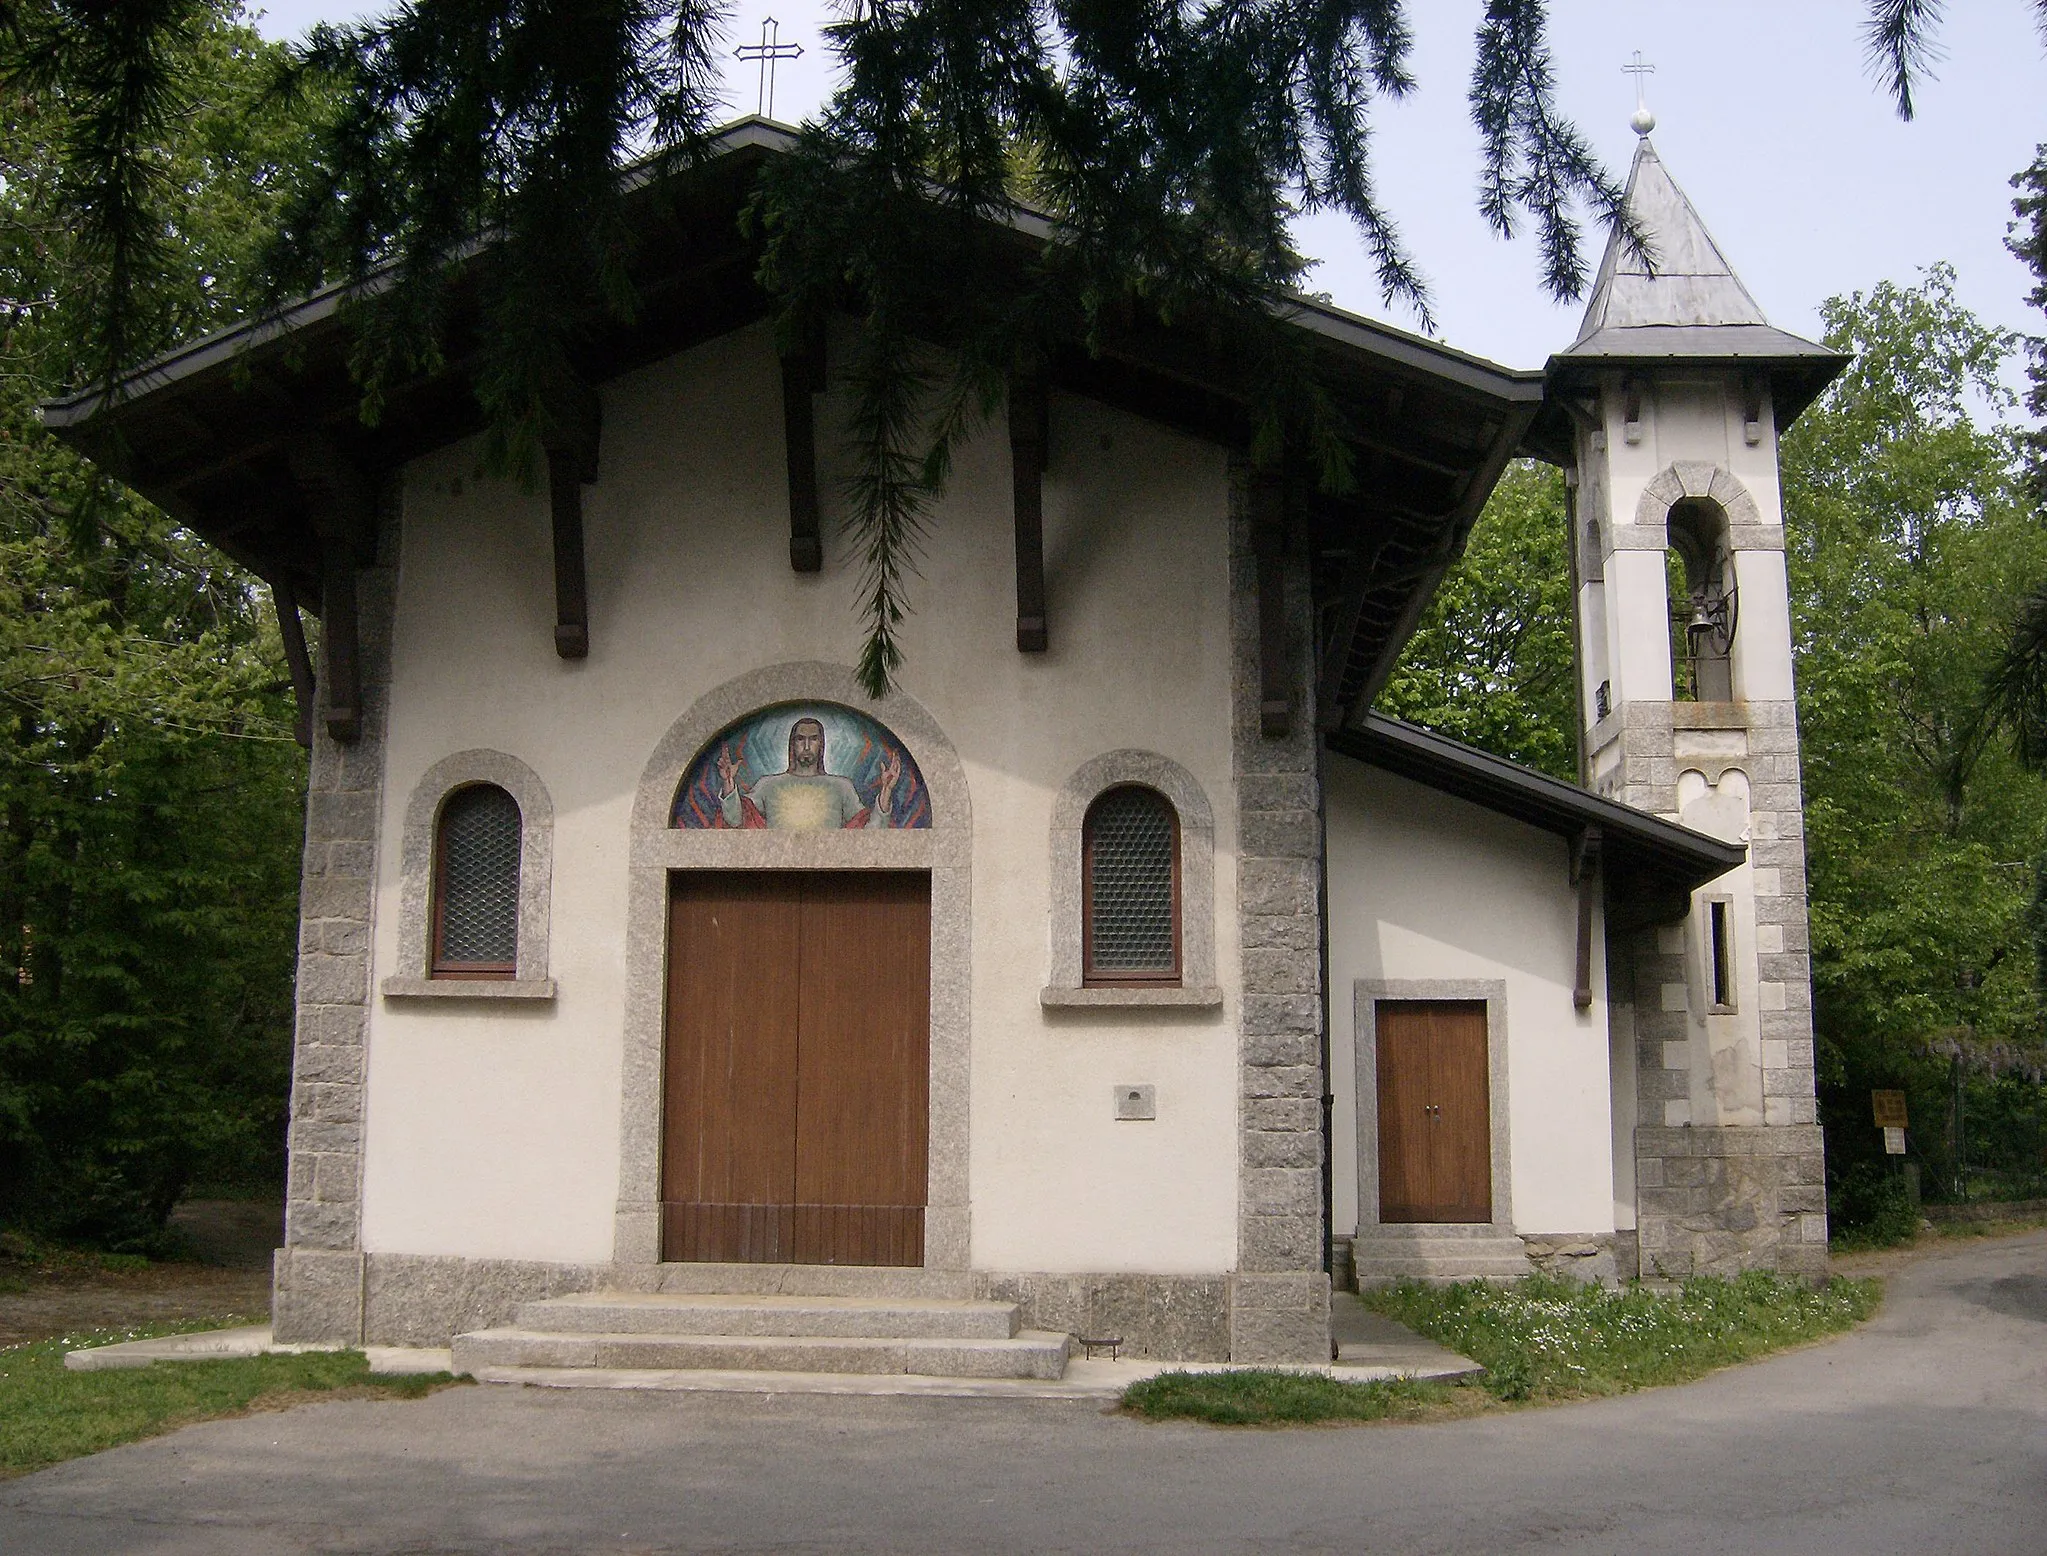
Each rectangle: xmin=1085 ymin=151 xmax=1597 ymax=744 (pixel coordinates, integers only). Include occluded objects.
xmin=15 ymin=0 xmax=1639 ymax=695
xmin=0 ymin=8 xmax=317 ymax=1247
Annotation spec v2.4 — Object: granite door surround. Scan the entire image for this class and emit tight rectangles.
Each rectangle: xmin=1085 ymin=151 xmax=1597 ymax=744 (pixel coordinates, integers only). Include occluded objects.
xmin=613 ymin=662 xmax=974 ymax=1270
xmin=1353 ymin=979 xmax=1516 ymax=1237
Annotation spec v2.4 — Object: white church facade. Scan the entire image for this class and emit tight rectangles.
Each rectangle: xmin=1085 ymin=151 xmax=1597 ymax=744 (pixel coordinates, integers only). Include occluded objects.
xmin=45 ymin=121 xmax=1842 ymax=1369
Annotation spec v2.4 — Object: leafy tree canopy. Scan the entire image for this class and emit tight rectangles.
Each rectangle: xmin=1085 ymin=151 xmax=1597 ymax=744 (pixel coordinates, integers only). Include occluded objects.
xmin=1781 ymin=266 xmax=2047 ymax=1076
xmin=0 ymin=6 xmax=316 ymax=1247
xmin=1377 ymin=460 xmax=1576 ymax=780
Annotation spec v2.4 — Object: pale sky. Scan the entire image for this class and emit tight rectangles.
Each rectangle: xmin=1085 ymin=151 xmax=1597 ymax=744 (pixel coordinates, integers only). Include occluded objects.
xmin=246 ymin=1 xmax=2047 ymax=383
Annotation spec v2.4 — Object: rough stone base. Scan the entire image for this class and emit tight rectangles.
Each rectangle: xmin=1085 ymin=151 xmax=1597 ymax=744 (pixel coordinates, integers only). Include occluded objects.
xmin=1328 ymin=1235 xmax=1356 ymax=1294
xmin=1635 ymin=1125 xmax=1829 ymax=1281
xmin=271 ymin=1248 xmax=365 ymax=1344
xmin=1227 ymin=1271 xmax=1332 ymax=1363
xmin=1519 ymin=1234 xmax=1619 ymax=1287
xmin=1612 ymin=1230 xmax=1641 ymax=1284
xmin=980 ymin=1274 xmax=1231 ymax=1361
xmin=276 ymin=1253 xmax=1272 ymax=1360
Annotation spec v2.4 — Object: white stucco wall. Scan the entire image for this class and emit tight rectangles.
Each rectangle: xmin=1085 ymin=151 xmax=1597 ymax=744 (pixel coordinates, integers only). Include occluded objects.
xmin=1324 ymin=756 xmax=1616 ymax=1238
xmin=359 ymin=320 xmax=1241 ymax=1273
xmin=1591 ymin=373 xmax=1794 ymax=723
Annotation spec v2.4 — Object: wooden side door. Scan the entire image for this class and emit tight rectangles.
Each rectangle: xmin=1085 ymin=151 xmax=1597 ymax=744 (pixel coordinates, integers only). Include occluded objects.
xmin=661 ymin=874 xmax=803 ymax=1260
xmin=1375 ymin=1000 xmax=1491 ymax=1224
xmin=793 ymin=873 xmax=930 ymax=1265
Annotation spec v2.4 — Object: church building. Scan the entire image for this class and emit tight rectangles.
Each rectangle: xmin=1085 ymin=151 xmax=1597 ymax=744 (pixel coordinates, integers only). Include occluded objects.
xmin=43 ymin=116 xmax=1843 ymax=1372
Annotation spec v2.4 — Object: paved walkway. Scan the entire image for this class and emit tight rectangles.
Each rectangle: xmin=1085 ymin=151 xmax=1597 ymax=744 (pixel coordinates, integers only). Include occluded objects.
xmin=4 ymin=1232 xmax=2042 ymax=1554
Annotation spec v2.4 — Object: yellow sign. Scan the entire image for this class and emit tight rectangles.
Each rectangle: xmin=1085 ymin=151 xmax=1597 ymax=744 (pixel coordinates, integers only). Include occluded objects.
xmin=1872 ymin=1090 xmax=1909 ymax=1129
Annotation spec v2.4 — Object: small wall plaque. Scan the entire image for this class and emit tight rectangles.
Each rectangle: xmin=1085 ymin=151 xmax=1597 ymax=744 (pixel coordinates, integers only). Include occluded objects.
xmin=1115 ymin=1084 xmax=1156 ymax=1121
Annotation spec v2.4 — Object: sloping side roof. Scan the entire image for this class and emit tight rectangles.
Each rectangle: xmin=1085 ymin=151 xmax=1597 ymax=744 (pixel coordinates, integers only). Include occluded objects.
xmin=1326 ymin=715 xmax=1744 ymax=932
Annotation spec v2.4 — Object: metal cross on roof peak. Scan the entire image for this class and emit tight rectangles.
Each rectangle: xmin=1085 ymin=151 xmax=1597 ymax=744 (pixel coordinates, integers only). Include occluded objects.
xmin=736 ymin=17 xmax=804 ymax=121
xmin=1623 ymin=50 xmax=1657 ymax=135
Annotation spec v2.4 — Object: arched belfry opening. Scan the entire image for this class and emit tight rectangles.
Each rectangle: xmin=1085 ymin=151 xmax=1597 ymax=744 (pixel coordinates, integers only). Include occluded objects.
xmin=1665 ymin=498 xmax=1736 ymax=703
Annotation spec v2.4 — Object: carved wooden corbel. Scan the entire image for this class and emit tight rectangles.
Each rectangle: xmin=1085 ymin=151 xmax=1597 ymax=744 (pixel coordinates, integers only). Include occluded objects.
xmin=542 ymin=378 xmax=602 ymax=659
xmin=286 ymin=436 xmax=374 ymax=744
xmin=1008 ymin=376 xmax=1049 ymax=652
xmin=1252 ymin=467 xmax=1290 ymax=737
xmin=270 ymin=575 xmax=317 ymax=749
xmin=1570 ymin=826 xmax=1603 ymax=1010
xmin=781 ymin=326 xmax=827 ymax=572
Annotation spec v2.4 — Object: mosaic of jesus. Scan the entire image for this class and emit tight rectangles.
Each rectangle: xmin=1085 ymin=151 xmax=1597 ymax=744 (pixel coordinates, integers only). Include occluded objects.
xmin=673 ymin=702 xmax=931 ymax=830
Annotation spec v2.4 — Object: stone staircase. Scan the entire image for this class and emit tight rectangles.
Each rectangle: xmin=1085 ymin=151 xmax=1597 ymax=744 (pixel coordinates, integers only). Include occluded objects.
xmin=453 ymin=1290 xmax=1072 ymax=1382
xmin=1350 ymin=1224 xmax=1533 ymax=1285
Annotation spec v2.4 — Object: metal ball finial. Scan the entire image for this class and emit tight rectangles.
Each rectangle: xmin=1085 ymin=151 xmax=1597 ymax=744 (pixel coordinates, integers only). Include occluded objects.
xmin=1623 ymin=51 xmax=1656 ymax=137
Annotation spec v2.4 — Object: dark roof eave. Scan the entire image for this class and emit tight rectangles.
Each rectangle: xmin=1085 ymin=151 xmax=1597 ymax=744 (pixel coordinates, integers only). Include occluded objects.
xmin=40 ymin=117 xmax=1540 ymax=437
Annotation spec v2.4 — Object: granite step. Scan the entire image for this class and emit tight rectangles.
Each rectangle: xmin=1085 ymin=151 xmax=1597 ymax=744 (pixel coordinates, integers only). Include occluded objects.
xmin=452 ymin=1327 xmax=1071 ymax=1380
xmin=513 ymin=1292 xmax=1021 ymax=1340
xmin=1352 ymin=1233 xmax=1533 ymax=1285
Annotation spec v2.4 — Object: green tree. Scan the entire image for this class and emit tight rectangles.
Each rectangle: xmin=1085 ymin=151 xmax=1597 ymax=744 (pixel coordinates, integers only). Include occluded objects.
xmin=1377 ymin=460 xmax=1577 ymax=779
xmin=1780 ymin=266 xmax=2047 ymax=1203
xmin=0 ymin=6 xmax=318 ymax=1247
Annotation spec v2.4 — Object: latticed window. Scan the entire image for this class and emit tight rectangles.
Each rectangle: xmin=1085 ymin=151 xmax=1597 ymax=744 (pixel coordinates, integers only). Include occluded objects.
xmin=432 ymin=784 xmax=521 ymax=977
xmin=1083 ymin=785 xmax=1180 ymax=984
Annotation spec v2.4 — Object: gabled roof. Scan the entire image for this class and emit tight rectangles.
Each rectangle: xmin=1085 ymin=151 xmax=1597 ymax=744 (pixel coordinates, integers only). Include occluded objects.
xmin=1543 ymin=136 xmax=1845 ymax=429
xmin=1326 ymin=714 xmax=1745 ymax=932
xmin=38 ymin=119 xmax=1539 ymax=725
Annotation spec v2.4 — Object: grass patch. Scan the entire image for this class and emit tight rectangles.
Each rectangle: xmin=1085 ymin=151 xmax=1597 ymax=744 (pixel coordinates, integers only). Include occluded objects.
xmin=1122 ymin=1369 xmax=1467 ymax=1425
xmin=1930 ymin=1213 xmax=2047 ymax=1240
xmin=0 ymin=1322 xmax=460 ymax=1479
xmin=1363 ymin=1271 xmax=1880 ymax=1401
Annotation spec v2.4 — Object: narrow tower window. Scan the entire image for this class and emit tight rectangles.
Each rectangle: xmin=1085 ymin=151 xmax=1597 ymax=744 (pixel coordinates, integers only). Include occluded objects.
xmin=432 ymin=784 xmax=522 ymax=978
xmin=1709 ymin=898 xmax=1734 ymax=1011
xmin=1083 ymin=785 xmax=1181 ymax=984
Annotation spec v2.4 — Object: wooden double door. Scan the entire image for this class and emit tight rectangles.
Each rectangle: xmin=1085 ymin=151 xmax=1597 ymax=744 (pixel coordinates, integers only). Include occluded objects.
xmin=1375 ymin=1000 xmax=1492 ymax=1223
xmin=661 ymin=871 xmax=930 ymax=1266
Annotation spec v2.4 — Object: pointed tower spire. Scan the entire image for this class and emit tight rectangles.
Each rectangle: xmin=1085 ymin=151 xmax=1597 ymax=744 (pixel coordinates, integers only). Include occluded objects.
xmin=1576 ymin=138 xmax=1768 ymax=341
xmin=1552 ymin=134 xmax=1843 ymax=423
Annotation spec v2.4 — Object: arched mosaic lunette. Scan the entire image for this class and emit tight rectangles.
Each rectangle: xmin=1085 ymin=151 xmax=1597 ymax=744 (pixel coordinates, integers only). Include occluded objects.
xmin=672 ymin=700 xmax=931 ymax=830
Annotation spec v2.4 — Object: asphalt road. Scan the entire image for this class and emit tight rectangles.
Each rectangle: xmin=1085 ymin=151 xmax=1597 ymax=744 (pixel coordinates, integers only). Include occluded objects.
xmin=4 ymin=1230 xmax=2043 ymax=1555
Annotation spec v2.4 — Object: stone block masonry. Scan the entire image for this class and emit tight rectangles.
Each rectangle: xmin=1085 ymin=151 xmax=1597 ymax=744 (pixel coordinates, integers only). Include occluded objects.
xmin=1226 ymin=462 xmax=1331 ymax=1363
xmin=272 ymin=504 xmax=399 ymax=1344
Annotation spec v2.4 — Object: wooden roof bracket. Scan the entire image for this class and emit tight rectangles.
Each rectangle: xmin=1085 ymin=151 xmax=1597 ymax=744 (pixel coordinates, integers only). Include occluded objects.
xmin=269 ymin=573 xmax=317 ymax=749
xmin=1009 ymin=375 xmax=1049 ymax=653
xmin=1252 ymin=466 xmax=1291 ymax=737
xmin=286 ymin=435 xmax=374 ymax=744
xmin=781 ymin=326 xmax=827 ymax=573
xmin=542 ymin=377 xmax=602 ymax=659
xmin=1571 ymin=825 xmax=1603 ymax=1011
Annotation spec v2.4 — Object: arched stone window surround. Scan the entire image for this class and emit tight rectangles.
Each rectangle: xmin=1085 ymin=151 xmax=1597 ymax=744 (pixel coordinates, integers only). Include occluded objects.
xmin=381 ymin=750 xmax=556 ymax=1000
xmin=1044 ymin=750 xmax=1220 ymax=1007
xmin=613 ymin=661 xmax=974 ymax=1270
xmin=1628 ymin=461 xmax=1778 ymax=554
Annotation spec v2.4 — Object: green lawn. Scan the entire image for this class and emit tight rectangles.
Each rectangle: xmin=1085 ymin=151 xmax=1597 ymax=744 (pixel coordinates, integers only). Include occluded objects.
xmin=1122 ymin=1369 xmax=1468 ymax=1425
xmin=0 ymin=1323 xmax=460 ymax=1479
xmin=1125 ymin=1270 xmax=1881 ymax=1425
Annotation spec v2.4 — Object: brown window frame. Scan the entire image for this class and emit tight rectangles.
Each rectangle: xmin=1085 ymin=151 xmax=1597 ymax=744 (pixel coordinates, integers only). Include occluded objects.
xmin=430 ymin=783 xmax=520 ymax=980
xmin=1081 ymin=784 xmax=1182 ymax=987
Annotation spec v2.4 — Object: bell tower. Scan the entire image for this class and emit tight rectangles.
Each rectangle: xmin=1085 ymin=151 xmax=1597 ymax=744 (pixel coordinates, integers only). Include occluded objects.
xmin=1552 ymin=112 xmax=1846 ymax=1279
